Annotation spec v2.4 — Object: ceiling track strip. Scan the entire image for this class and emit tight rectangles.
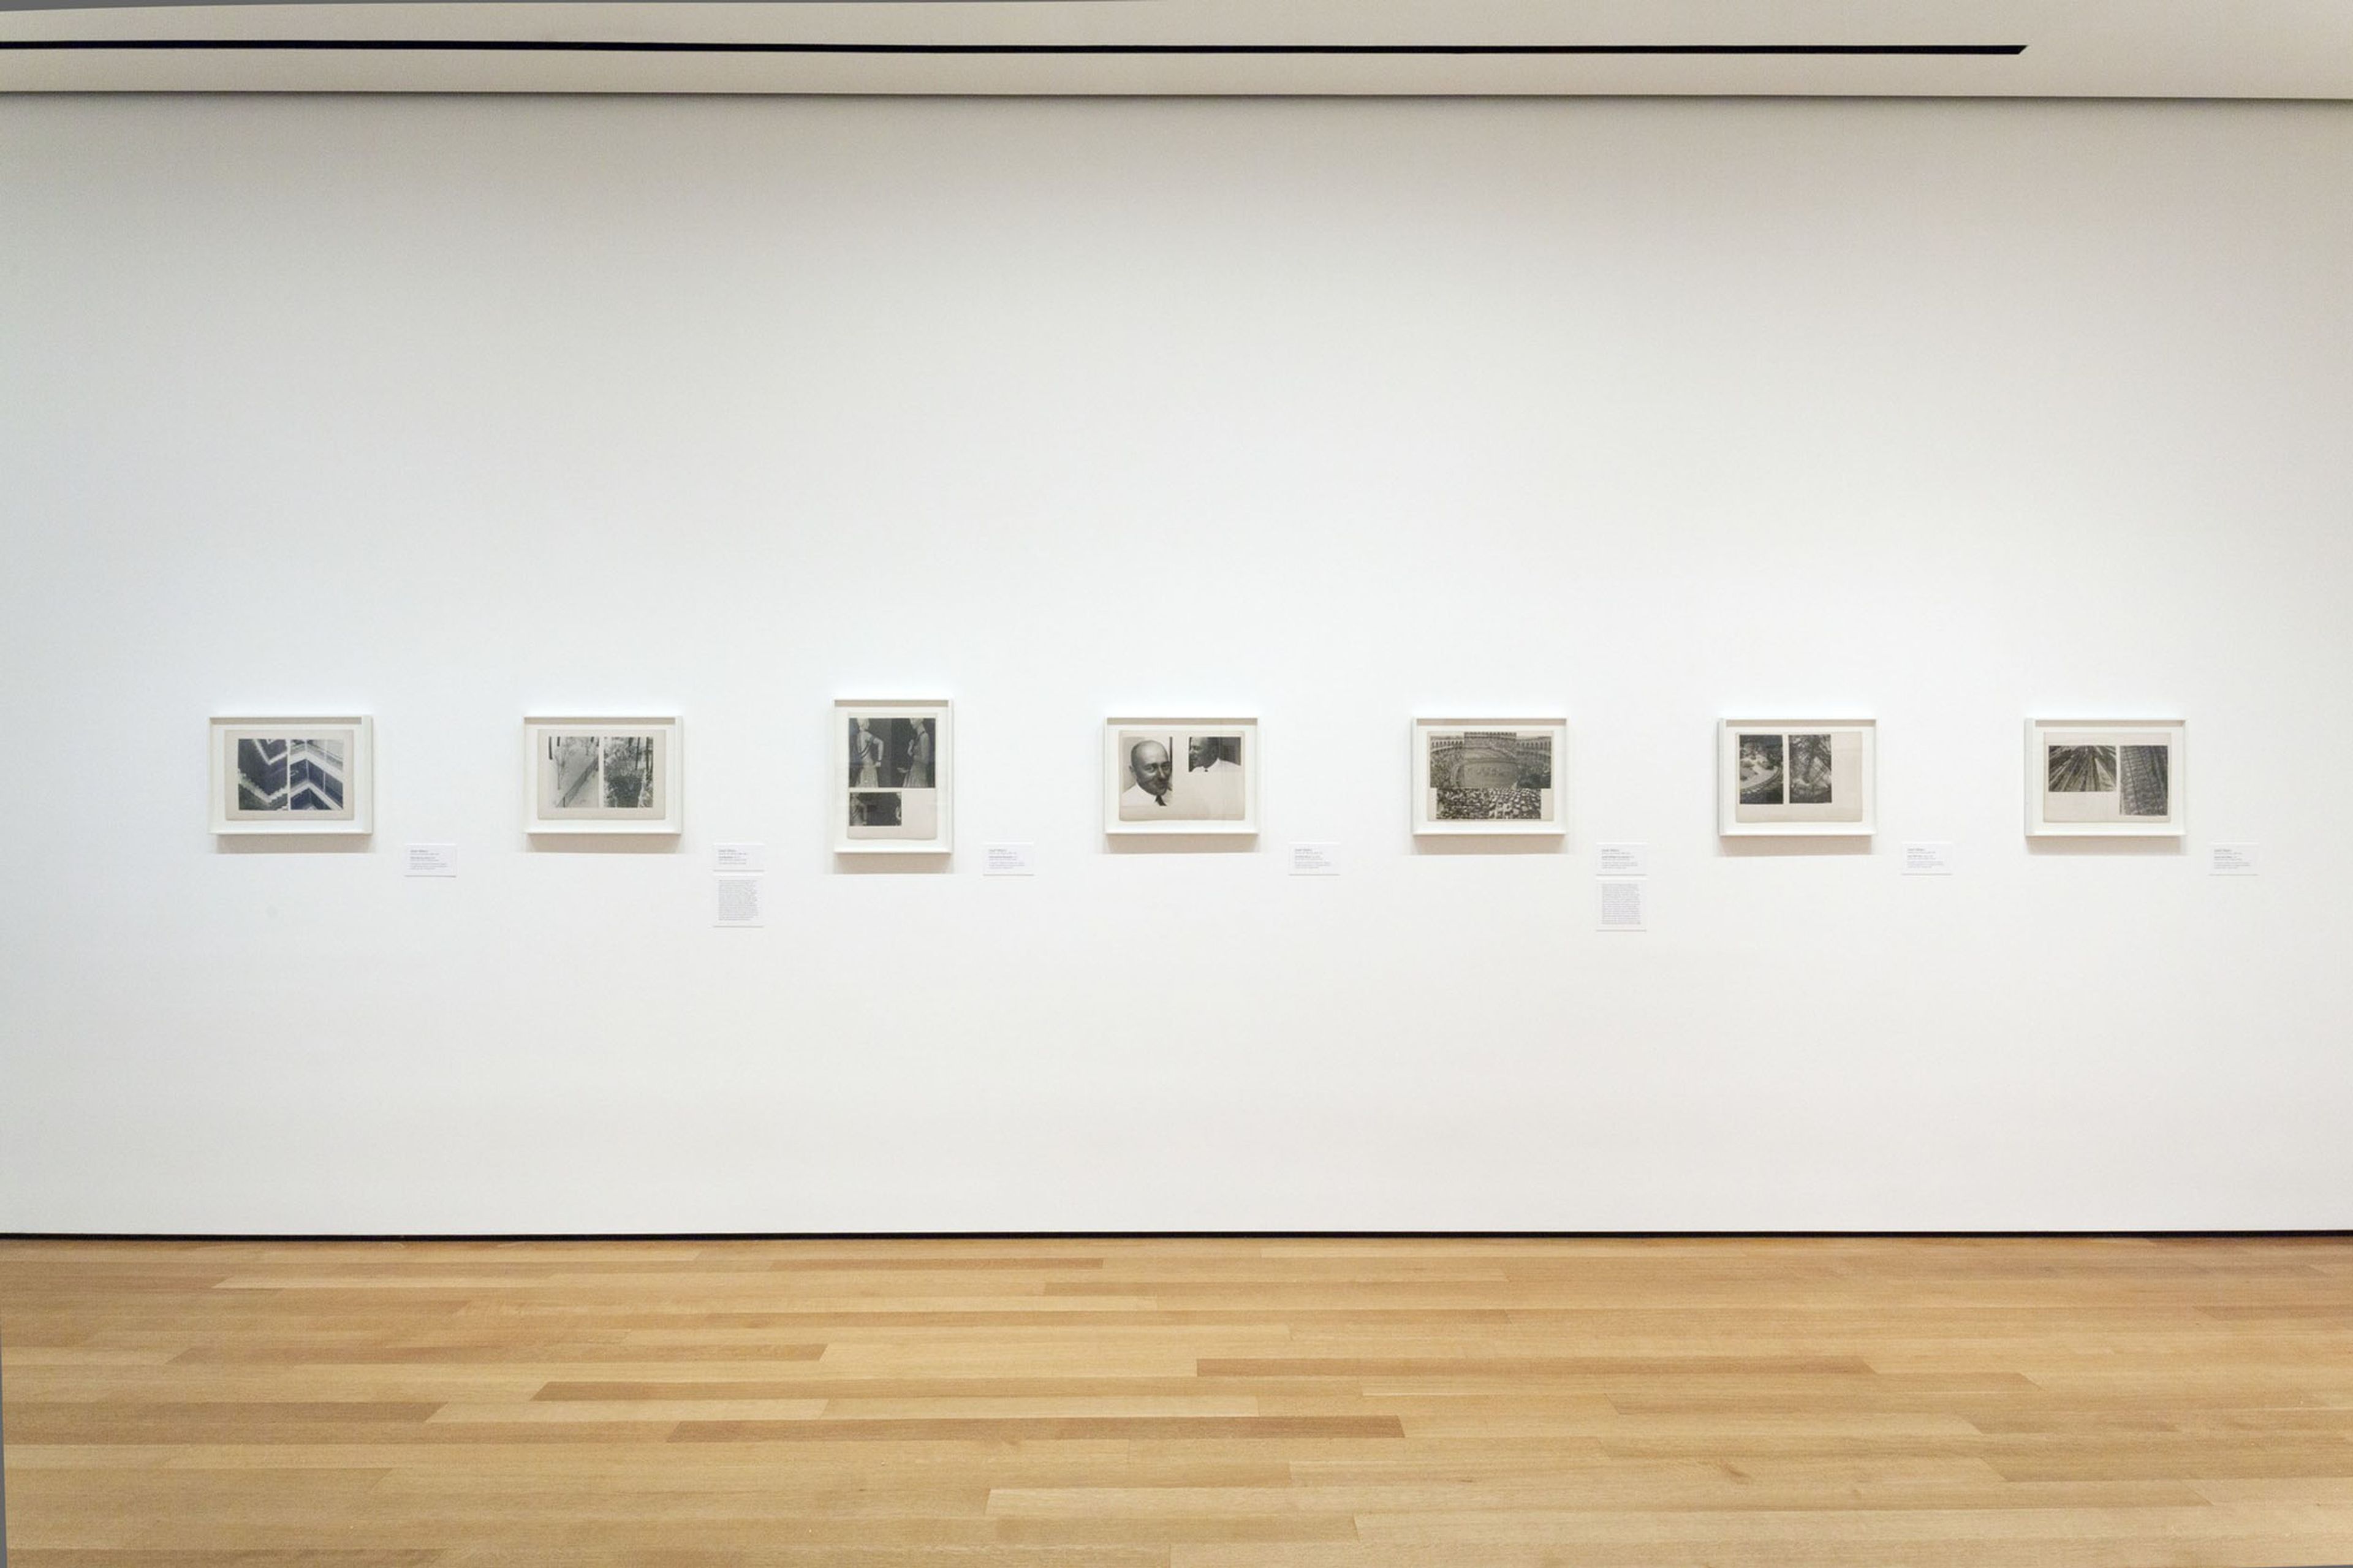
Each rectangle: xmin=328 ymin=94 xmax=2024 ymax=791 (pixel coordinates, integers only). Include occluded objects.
xmin=1 ymin=39 xmax=2029 ymax=56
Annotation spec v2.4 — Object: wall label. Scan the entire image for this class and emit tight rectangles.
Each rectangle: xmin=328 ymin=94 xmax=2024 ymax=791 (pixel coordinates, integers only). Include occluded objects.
xmin=714 ymin=842 xmax=765 ymax=873
xmin=1599 ymin=879 xmax=1645 ymax=931
xmin=1902 ymin=842 xmax=1954 ymax=875
xmin=1290 ymin=843 xmax=1341 ymax=876
xmin=1596 ymin=843 xmax=1647 ymax=877
xmin=714 ymin=874 xmax=763 ymax=927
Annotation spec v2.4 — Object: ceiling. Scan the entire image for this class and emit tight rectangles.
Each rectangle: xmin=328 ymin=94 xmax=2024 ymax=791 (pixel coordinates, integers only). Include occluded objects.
xmin=4 ymin=1 xmax=2351 ymax=97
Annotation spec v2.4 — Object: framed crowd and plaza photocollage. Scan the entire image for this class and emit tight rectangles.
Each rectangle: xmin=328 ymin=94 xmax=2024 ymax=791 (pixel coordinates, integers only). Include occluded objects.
xmin=1411 ymin=717 xmax=1567 ymax=836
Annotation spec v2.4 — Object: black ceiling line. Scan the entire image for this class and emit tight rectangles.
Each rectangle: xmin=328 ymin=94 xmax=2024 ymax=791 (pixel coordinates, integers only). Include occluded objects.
xmin=1 ymin=39 xmax=2028 ymax=56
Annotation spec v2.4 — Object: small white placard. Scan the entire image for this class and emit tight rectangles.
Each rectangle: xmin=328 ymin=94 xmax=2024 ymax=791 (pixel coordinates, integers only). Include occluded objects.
xmin=714 ymin=842 xmax=765 ymax=874
xmin=404 ymin=844 xmax=457 ymax=877
xmin=984 ymin=843 xmax=1036 ymax=876
xmin=1903 ymin=842 xmax=1954 ymax=876
xmin=714 ymin=875 xmax=764 ymax=928
xmin=2210 ymin=843 xmax=2259 ymax=876
xmin=1599 ymin=879 xmax=1645 ymax=931
xmin=1290 ymin=842 xmax=1341 ymax=876
xmin=1596 ymin=843 xmax=1647 ymax=877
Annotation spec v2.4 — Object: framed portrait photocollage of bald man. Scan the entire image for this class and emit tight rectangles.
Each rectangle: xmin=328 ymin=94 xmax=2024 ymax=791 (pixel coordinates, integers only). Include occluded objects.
xmin=1102 ymin=718 xmax=1259 ymax=836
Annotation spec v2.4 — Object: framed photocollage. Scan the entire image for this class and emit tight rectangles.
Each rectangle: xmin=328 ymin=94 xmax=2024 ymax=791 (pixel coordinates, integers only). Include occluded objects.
xmin=211 ymin=715 xmax=374 ymax=835
xmin=523 ymin=716 xmax=682 ymax=835
xmin=835 ymin=699 xmax=952 ymax=854
xmin=2027 ymin=718 xmax=2184 ymax=838
xmin=1719 ymin=718 xmax=1876 ymax=837
xmin=1412 ymin=718 xmax=1566 ymax=836
xmin=1104 ymin=717 xmax=1259 ymax=836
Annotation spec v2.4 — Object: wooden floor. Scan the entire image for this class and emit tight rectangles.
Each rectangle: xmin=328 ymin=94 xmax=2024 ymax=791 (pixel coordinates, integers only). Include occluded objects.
xmin=3 ymin=1237 xmax=2351 ymax=1566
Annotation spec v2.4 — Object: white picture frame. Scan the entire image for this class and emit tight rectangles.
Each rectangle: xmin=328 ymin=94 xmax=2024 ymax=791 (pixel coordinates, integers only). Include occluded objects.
xmin=1411 ymin=717 xmax=1567 ymax=836
xmin=523 ymin=715 xmax=682 ymax=835
xmin=833 ymin=699 xmax=953 ymax=854
xmin=1719 ymin=718 xmax=1876 ymax=837
xmin=210 ymin=714 xmax=374 ymax=835
xmin=1103 ymin=716 xmax=1259 ymax=836
xmin=2026 ymin=718 xmax=2185 ymax=838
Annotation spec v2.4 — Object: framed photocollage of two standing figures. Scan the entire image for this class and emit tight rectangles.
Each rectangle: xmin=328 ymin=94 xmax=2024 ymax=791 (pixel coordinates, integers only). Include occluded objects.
xmin=836 ymin=699 xmax=953 ymax=854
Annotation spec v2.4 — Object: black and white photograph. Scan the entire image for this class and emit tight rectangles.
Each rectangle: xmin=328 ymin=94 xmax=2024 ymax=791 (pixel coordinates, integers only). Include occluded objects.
xmin=845 ymin=778 xmax=936 ymax=839
xmin=547 ymin=735 xmax=601 ymax=809
xmin=1413 ymin=721 xmax=1566 ymax=835
xmin=236 ymin=735 xmax=347 ymax=813
xmin=523 ymin=716 xmax=681 ymax=835
xmin=601 ymin=735 xmax=655 ymax=809
xmin=234 ymin=737 xmax=287 ymax=812
xmin=1787 ymin=733 xmax=1835 ymax=805
xmin=849 ymin=791 xmax=903 ymax=828
xmin=536 ymin=729 xmax=667 ymax=819
xmin=212 ymin=717 xmax=373 ymax=835
xmin=2121 ymin=744 xmax=2170 ymax=817
xmin=2047 ymin=744 xmax=2118 ymax=794
xmin=1188 ymin=735 xmax=1241 ymax=773
xmin=1737 ymin=733 xmax=1786 ymax=806
xmin=847 ymin=716 xmax=937 ymax=790
xmin=834 ymin=700 xmax=952 ymax=852
xmin=1105 ymin=717 xmax=1259 ymax=835
xmin=1118 ymin=729 xmax=1246 ymax=822
xmin=2031 ymin=721 xmax=2183 ymax=834
xmin=1719 ymin=720 xmax=1874 ymax=836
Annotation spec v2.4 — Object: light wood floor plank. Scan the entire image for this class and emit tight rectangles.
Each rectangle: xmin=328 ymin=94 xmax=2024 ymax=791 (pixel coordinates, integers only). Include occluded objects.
xmin=5 ymin=1236 xmax=2352 ymax=1565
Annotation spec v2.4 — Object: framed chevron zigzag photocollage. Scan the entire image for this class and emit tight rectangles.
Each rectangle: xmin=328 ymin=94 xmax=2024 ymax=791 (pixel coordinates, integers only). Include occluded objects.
xmin=210 ymin=715 xmax=374 ymax=836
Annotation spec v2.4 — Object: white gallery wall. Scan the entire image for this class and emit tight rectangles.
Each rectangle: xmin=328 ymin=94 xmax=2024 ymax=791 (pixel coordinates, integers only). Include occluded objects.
xmin=2 ymin=93 xmax=2349 ymax=1233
